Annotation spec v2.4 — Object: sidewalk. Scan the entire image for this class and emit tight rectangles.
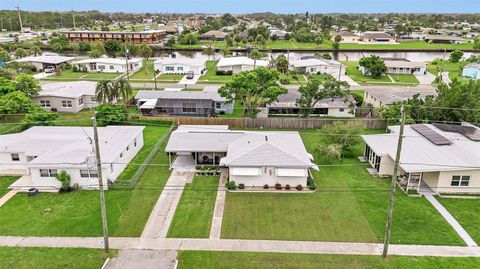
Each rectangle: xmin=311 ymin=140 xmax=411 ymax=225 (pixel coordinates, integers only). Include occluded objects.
xmin=209 ymin=170 xmax=228 ymax=239
xmin=424 ymin=194 xmax=477 ymax=247
xmin=2 ymin=236 xmax=480 ymax=257
xmin=141 ymin=171 xmax=194 ymax=238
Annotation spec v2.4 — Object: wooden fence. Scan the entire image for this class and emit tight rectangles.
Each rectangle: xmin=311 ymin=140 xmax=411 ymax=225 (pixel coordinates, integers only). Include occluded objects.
xmin=135 ymin=115 xmax=386 ymax=129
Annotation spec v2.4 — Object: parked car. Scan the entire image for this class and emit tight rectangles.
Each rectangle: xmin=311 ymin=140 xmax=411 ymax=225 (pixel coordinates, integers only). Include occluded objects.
xmin=44 ymin=66 xmax=55 ymax=73
xmin=186 ymin=71 xmax=195 ymax=79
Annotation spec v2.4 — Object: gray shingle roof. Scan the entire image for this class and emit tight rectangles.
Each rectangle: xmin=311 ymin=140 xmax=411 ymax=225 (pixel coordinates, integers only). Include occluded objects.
xmin=135 ymin=90 xmax=226 ymax=102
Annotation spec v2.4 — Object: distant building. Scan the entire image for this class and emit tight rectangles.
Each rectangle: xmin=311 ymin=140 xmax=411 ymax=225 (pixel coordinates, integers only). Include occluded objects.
xmin=200 ymin=30 xmax=227 ymax=41
xmin=334 ymin=31 xmax=359 ymax=43
xmin=359 ymin=59 xmax=427 ymax=75
xmin=269 ymin=30 xmax=288 ymax=40
xmin=461 ymin=63 xmax=480 ymax=80
xmin=289 ymin=58 xmax=344 ymax=76
xmin=33 ymin=81 xmax=98 ymax=113
xmin=267 ymin=97 xmax=355 ymax=118
xmin=184 ymin=17 xmax=206 ymax=30
xmin=134 ymin=88 xmax=233 ymax=117
xmin=157 ymin=25 xmax=178 ymax=35
xmin=425 ymin=35 xmax=464 ymax=44
xmin=59 ymin=30 xmax=166 ymax=44
xmin=360 ymin=33 xmax=396 ymax=43
xmin=363 ymin=87 xmax=437 ymax=108
xmin=73 ymin=57 xmax=143 ymax=73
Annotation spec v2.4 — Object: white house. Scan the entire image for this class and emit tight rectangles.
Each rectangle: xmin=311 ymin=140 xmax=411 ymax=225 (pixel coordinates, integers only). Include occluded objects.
xmin=384 ymin=60 xmax=427 ymax=75
xmin=267 ymin=97 xmax=355 ymax=118
xmin=2 ymin=126 xmax=145 ymax=192
xmin=33 ymin=81 xmax=98 ymax=113
xmin=362 ymin=123 xmax=480 ymax=194
xmin=14 ymin=55 xmax=75 ymax=71
xmin=154 ymin=58 xmax=206 ymax=75
xmin=165 ymin=125 xmax=318 ymax=187
xmin=289 ymin=58 xmax=344 ymax=76
xmin=73 ymin=57 xmax=143 ymax=73
xmin=363 ymin=87 xmax=437 ymax=108
xmin=216 ymin=57 xmax=269 ymax=74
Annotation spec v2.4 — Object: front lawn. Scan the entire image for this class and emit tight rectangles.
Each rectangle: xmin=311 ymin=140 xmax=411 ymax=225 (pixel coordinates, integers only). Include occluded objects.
xmin=221 ymin=129 xmax=464 ymax=245
xmin=199 ymin=60 xmax=233 ymax=83
xmin=167 ymin=176 xmax=219 ymax=238
xmin=42 ymin=69 xmax=121 ymax=81
xmin=0 ymin=176 xmax=18 ymax=195
xmin=130 ymin=60 xmax=155 ymax=80
xmin=0 ymin=247 xmax=113 ymax=269
xmin=177 ymin=251 xmax=480 ymax=269
xmin=343 ymin=61 xmax=392 ymax=85
xmin=157 ymin=73 xmax=185 ymax=81
xmin=389 ymin=74 xmax=420 ymax=84
xmin=0 ymin=125 xmax=173 ymax=237
xmin=438 ymin=198 xmax=480 ymax=244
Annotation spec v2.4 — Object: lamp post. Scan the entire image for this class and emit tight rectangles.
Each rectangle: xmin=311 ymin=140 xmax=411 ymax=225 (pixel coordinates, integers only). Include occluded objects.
xmin=154 ymin=70 xmax=158 ymax=90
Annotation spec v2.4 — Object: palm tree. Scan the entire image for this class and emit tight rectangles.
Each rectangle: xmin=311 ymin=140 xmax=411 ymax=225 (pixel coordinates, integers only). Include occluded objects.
xmin=139 ymin=44 xmax=153 ymax=75
xmin=115 ymin=78 xmax=132 ymax=104
xmin=249 ymin=50 xmax=266 ymax=69
xmin=95 ymin=80 xmax=113 ymax=104
xmin=31 ymin=46 xmax=42 ymax=56
xmin=70 ymin=43 xmax=80 ymax=57
xmin=203 ymin=45 xmax=215 ymax=61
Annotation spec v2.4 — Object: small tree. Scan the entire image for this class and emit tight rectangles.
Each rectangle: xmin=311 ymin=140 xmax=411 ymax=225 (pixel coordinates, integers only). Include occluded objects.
xmin=30 ymin=46 xmax=42 ymax=56
xmin=14 ymin=48 xmax=28 ymax=58
xmin=359 ymin=55 xmax=387 ymax=79
xmin=474 ymin=38 xmax=480 ymax=51
xmin=56 ymin=170 xmax=71 ymax=192
xmin=449 ymin=49 xmax=464 ymax=63
xmin=95 ymin=104 xmax=128 ymax=126
xmin=165 ymin=36 xmax=176 ymax=47
xmin=22 ymin=106 xmax=58 ymax=127
xmin=275 ymin=54 xmax=289 ymax=74
xmin=139 ymin=45 xmax=153 ymax=75
xmin=95 ymin=80 xmax=114 ymax=104
xmin=104 ymin=40 xmax=123 ymax=58
xmin=114 ymin=78 xmax=132 ymax=103
xmin=202 ymin=45 xmax=215 ymax=61
xmin=249 ymin=50 xmax=267 ymax=69
xmin=0 ymin=49 xmax=11 ymax=62
xmin=314 ymin=122 xmax=365 ymax=160
xmin=70 ymin=42 xmax=80 ymax=57
xmin=15 ymin=74 xmax=41 ymax=97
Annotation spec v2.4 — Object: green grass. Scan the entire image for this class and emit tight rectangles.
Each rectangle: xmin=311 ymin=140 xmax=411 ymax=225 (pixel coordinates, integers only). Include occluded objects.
xmin=0 ymin=125 xmax=173 ymax=236
xmin=42 ymin=69 xmax=121 ymax=81
xmin=220 ymin=129 xmax=464 ymax=245
xmin=0 ymin=176 xmax=18 ymax=195
xmin=130 ymin=60 xmax=155 ymax=80
xmin=343 ymin=61 xmax=392 ymax=85
xmin=177 ymin=251 xmax=480 ymax=269
xmin=389 ymin=74 xmax=420 ymax=84
xmin=438 ymin=198 xmax=480 ymax=244
xmin=157 ymin=73 xmax=185 ymax=81
xmin=167 ymin=176 xmax=219 ymax=238
xmin=199 ymin=60 xmax=233 ymax=82
xmin=0 ymin=247 xmax=114 ymax=269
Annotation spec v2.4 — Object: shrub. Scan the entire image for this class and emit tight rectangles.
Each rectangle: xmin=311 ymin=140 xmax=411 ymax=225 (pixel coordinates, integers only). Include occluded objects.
xmin=263 ymin=184 xmax=269 ymax=189
xmin=296 ymin=185 xmax=303 ymax=191
xmin=225 ymin=70 xmax=233 ymax=75
xmin=285 ymin=184 xmax=291 ymax=190
xmin=274 ymin=183 xmax=282 ymax=190
xmin=225 ymin=180 xmax=236 ymax=190
xmin=216 ymin=70 xmax=226 ymax=75
xmin=56 ymin=170 xmax=71 ymax=192
xmin=307 ymin=178 xmax=317 ymax=190
xmin=238 ymin=183 xmax=245 ymax=189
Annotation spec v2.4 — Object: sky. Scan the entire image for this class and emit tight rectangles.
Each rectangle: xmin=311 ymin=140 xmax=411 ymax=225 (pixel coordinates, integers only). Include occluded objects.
xmin=1 ymin=0 xmax=479 ymax=13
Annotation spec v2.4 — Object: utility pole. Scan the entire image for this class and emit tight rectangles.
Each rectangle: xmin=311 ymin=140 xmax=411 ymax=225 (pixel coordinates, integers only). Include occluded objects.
xmin=125 ymin=46 xmax=130 ymax=80
xmin=92 ymin=111 xmax=110 ymax=253
xmin=16 ymin=5 xmax=23 ymax=32
xmin=72 ymin=11 xmax=76 ymax=30
xmin=9 ymin=18 xmax=13 ymax=32
xmin=382 ymin=104 xmax=406 ymax=258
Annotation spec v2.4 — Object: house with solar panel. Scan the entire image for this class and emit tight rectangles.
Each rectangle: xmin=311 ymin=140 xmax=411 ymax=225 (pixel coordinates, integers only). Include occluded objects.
xmin=165 ymin=125 xmax=319 ymax=188
xmin=361 ymin=123 xmax=480 ymax=194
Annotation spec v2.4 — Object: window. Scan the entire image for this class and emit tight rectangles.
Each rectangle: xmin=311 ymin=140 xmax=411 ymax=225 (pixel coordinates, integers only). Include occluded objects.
xmin=166 ymin=66 xmax=175 ymax=71
xmin=215 ymin=102 xmax=222 ymax=109
xmin=80 ymin=169 xmax=98 ymax=178
xmin=451 ymin=176 xmax=470 ymax=187
xmin=177 ymin=66 xmax=184 ymax=71
xmin=98 ymin=65 xmax=105 ymax=70
xmin=40 ymin=100 xmax=51 ymax=107
xmin=91 ymin=96 xmax=97 ymax=102
xmin=110 ymin=65 xmax=114 ymax=70
xmin=40 ymin=169 xmax=57 ymax=177
xmin=62 ymin=100 xmax=73 ymax=108
xmin=78 ymin=98 xmax=84 ymax=105
xmin=134 ymin=138 xmax=137 ymax=147
xmin=339 ymin=108 xmax=344 ymax=112
xmin=11 ymin=153 xmax=20 ymax=161
xmin=126 ymin=145 xmax=129 ymax=151
xmin=182 ymin=103 xmax=196 ymax=113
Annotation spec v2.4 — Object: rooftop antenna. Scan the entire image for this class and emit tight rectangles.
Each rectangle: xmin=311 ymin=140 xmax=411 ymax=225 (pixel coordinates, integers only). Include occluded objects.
xmin=16 ymin=5 xmax=23 ymax=32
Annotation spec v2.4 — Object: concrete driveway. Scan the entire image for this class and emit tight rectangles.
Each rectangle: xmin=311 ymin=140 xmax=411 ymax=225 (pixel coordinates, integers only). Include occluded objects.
xmin=105 ymin=249 xmax=177 ymax=269
xmin=178 ymin=74 xmax=201 ymax=85
xmin=415 ymin=73 xmax=436 ymax=85
xmin=33 ymin=72 xmax=54 ymax=79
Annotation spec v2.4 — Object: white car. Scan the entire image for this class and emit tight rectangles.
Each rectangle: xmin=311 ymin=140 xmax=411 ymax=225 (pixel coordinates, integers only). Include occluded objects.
xmin=44 ymin=66 xmax=55 ymax=73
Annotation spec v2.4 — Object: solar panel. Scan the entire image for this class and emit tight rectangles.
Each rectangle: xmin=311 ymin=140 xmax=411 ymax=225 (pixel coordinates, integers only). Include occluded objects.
xmin=433 ymin=123 xmax=480 ymax=142
xmin=411 ymin=124 xmax=452 ymax=146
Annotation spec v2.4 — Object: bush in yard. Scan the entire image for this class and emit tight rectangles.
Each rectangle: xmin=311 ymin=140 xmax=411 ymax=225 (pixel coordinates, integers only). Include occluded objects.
xmin=95 ymin=104 xmax=128 ymax=126
xmin=225 ymin=180 xmax=236 ymax=190
xmin=285 ymin=184 xmax=291 ymax=190
xmin=307 ymin=178 xmax=317 ymax=190
xmin=56 ymin=170 xmax=71 ymax=192
xmin=296 ymin=184 xmax=303 ymax=191
xmin=274 ymin=183 xmax=282 ymax=190
xmin=359 ymin=55 xmax=387 ymax=78
xmin=216 ymin=70 xmax=226 ymax=75
xmin=238 ymin=183 xmax=245 ymax=190
xmin=225 ymin=70 xmax=233 ymax=75
xmin=449 ymin=49 xmax=464 ymax=63
xmin=263 ymin=184 xmax=269 ymax=189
